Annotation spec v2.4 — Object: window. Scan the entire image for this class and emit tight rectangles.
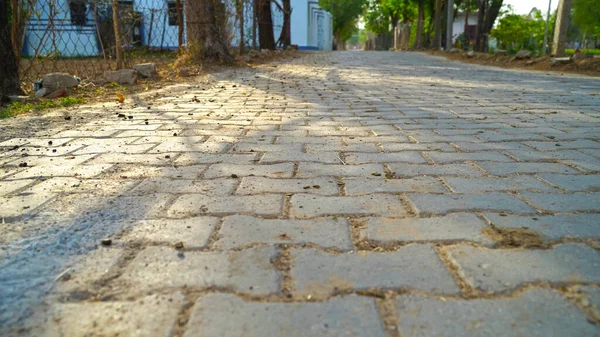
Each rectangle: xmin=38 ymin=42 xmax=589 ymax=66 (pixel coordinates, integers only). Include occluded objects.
xmin=69 ymin=0 xmax=87 ymax=26
xmin=167 ymin=1 xmax=183 ymax=26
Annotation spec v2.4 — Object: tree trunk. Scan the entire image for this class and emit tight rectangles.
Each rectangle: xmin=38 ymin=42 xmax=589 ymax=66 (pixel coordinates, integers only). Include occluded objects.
xmin=446 ymin=0 xmax=454 ymax=50
xmin=415 ymin=0 xmax=425 ymax=49
xmin=1 ymin=0 xmax=22 ymax=102
xmin=433 ymin=0 xmax=442 ymax=49
xmin=186 ymin=0 xmax=233 ymax=63
xmin=475 ymin=0 xmax=486 ymax=52
xmin=280 ymin=0 xmax=291 ymax=48
xmin=112 ymin=0 xmax=123 ymax=69
xmin=238 ymin=0 xmax=245 ymax=53
xmin=464 ymin=0 xmax=470 ymax=47
xmin=552 ymin=0 xmax=571 ymax=56
xmin=10 ymin=0 xmax=21 ymax=67
xmin=257 ymin=0 xmax=275 ymax=50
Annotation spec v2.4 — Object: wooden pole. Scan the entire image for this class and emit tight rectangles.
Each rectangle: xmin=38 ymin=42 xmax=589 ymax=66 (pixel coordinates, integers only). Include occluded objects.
xmin=176 ymin=0 xmax=184 ymax=54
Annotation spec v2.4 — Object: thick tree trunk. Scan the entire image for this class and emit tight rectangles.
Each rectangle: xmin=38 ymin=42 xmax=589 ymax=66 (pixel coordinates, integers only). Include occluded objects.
xmin=277 ymin=0 xmax=291 ymax=48
xmin=1 ymin=0 xmax=22 ymax=102
xmin=552 ymin=0 xmax=572 ymax=56
xmin=10 ymin=0 xmax=21 ymax=67
xmin=186 ymin=0 xmax=233 ymax=63
xmin=433 ymin=0 xmax=442 ymax=49
xmin=415 ymin=0 xmax=425 ymax=49
xmin=475 ymin=0 xmax=486 ymax=52
xmin=257 ymin=0 xmax=275 ymax=50
xmin=238 ymin=0 xmax=245 ymax=53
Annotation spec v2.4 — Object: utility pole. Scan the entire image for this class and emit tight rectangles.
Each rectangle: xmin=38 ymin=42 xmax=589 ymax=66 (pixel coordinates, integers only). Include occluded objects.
xmin=543 ymin=0 xmax=552 ymax=54
xmin=446 ymin=0 xmax=454 ymax=50
xmin=552 ymin=0 xmax=572 ymax=57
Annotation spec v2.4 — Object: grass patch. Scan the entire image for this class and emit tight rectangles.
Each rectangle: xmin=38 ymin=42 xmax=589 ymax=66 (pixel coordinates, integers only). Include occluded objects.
xmin=0 ymin=97 xmax=85 ymax=119
xmin=566 ymin=49 xmax=600 ymax=55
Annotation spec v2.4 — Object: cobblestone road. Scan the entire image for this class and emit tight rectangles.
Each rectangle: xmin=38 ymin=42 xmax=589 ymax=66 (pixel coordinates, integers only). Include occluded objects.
xmin=2 ymin=51 xmax=600 ymax=336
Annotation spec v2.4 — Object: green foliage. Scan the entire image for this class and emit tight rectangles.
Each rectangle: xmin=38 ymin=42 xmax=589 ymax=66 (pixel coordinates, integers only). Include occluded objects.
xmin=573 ymin=0 xmax=600 ymax=38
xmin=319 ymin=0 xmax=367 ymax=42
xmin=0 ymin=97 xmax=85 ymax=119
xmin=565 ymin=49 xmax=600 ymax=55
xmin=490 ymin=9 xmax=552 ymax=55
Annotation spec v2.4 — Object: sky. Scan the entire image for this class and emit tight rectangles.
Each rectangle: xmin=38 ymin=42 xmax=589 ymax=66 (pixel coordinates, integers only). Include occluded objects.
xmin=503 ymin=0 xmax=558 ymax=15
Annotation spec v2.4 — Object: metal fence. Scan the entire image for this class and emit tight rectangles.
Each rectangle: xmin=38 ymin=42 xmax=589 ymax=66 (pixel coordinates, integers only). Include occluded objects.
xmin=11 ymin=0 xmax=288 ymax=93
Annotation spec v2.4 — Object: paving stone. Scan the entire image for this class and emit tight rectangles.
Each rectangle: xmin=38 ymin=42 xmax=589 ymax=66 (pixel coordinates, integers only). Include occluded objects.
xmin=296 ymin=163 xmax=385 ymax=178
xmin=148 ymin=141 xmax=230 ymax=154
xmin=524 ymin=140 xmax=600 ymax=151
xmin=538 ymin=173 xmax=600 ymax=191
xmin=344 ymin=152 xmax=427 ymax=164
xmin=0 ymin=192 xmax=56 ymax=219
xmin=290 ymin=245 xmax=460 ymax=297
xmin=0 ymin=179 xmax=35 ymax=196
xmin=24 ymin=177 xmax=139 ymax=196
xmin=261 ymin=151 xmax=340 ymax=164
xmin=168 ymin=194 xmax=284 ymax=217
xmin=452 ymin=141 xmax=531 ymax=151
xmin=236 ymin=177 xmax=338 ymax=195
xmin=42 ymin=293 xmax=184 ymax=337
xmin=290 ymin=194 xmax=408 ymax=218
xmin=447 ymin=243 xmax=600 ymax=292
xmin=183 ymin=294 xmax=385 ymax=337
xmin=407 ymin=193 xmax=534 ymax=214
xmin=305 ymin=143 xmax=380 ymax=153
xmin=214 ymin=215 xmax=353 ymax=250
xmin=121 ymin=246 xmax=279 ymax=294
xmin=344 ymin=177 xmax=447 ymax=195
xmin=519 ymin=192 xmax=600 ymax=212
xmin=123 ymin=217 xmax=218 ymax=248
xmin=55 ymin=247 xmax=123 ymax=292
xmin=428 ymin=152 xmax=514 ymax=163
xmin=107 ymin=164 xmax=206 ymax=179
xmin=579 ymin=285 xmax=600 ymax=318
xmin=360 ymin=213 xmax=492 ymax=244
xmin=395 ymin=289 xmax=600 ymax=337
xmin=443 ymin=176 xmax=555 ymax=193
xmin=204 ymin=163 xmax=294 ymax=178
xmin=130 ymin=178 xmax=235 ymax=195
xmin=484 ymin=213 xmax=600 ymax=240
xmin=231 ymin=143 xmax=303 ymax=153
xmin=381 ymin=142 xmax=457 ymax=152
xmin=476 ymin=162 xmax=579 ymax=175
xmin=89 ymin=153 xmax=177 ymax=165
xmin=388 ymin=163 xmax=484 ymax=177
xmin=5 ymin=164 xmax=111 ymax=180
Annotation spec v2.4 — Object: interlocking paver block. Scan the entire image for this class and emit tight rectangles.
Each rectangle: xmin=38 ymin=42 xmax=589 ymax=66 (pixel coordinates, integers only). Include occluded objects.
xmin=344 ymin=177 xmax=447 ymax=195
xmin=484 ymin=213 xmax=600 ymax=240
xmin=407 ymin=193 xmax=535 ymax=215
xmin=290 ymin=194 xmax=408 ymax=218
xmin=290 ymin=245 xmax=459 ymax=296
xmin=168 ymin=194 xmax=284 ymax=217
xmin=360 ymin=213 xmax=492 ymax=244
xmin=130 ymin=178 xmax=236 ymax=195
xmin=183 ymin=294 xmax=386 ymax=337
xmin=236 ymin=177 xmax=338 ymax=195
xmin=388 ymin=163 xmax=484 ymax=177
xmin=344 ymin=152 xmax=427 ymax=164
xmin=42 ymin=293 xmax=184 ymax=337
xmin=519 ymin=192 xmax=600 ymax=212
xmin=442 ymin=176 xmax=555 ymax=193
xmin=296 ymin=163 xmax=385 ymax=178
xmin=427 ymin=152 xmax=514 ymax=163
xmin=123 ymin=217 xmax=218 ymax=247
xmin=121 ymin=246 xmax=280 ymax=294
xmin=447 ymin=243 xmax=600 ymax=292
xmin=477 ymin=162 xmax=579 ymax=176
xmin=395 ymin=289 xmax=600 ymax=337
xmin=215 ymin=215 xmax=353 ymax=250
xmin=204 ymin=163 xmax=294 ymax=178
xmin=538 ymin=174 xmax=600 ymax=191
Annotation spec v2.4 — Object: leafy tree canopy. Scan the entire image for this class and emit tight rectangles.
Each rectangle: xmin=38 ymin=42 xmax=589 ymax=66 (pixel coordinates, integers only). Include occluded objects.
xmin=573 ymin=0 xmax=600 ymax=37
xmin=319 ymin=0 xmax=367 ymax=41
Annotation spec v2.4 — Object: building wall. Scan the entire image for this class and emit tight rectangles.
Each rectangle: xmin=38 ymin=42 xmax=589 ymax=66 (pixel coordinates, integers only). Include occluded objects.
xmin=24 ymin=0 xmax=100 ymax=57
xmin=452 ymin=14 xmax=479 ymax=43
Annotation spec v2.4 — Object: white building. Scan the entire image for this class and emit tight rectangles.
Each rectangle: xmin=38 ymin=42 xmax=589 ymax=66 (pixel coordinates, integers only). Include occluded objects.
xmin=452 ymin=11 xmax=479 ymax=44
xmin=290 ymin=0 xmax=332 ymax=50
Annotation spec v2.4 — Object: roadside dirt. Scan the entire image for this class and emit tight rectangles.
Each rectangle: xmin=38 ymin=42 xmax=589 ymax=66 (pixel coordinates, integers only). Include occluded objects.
xmin=429 ymin=50 xmax=600 ymax=77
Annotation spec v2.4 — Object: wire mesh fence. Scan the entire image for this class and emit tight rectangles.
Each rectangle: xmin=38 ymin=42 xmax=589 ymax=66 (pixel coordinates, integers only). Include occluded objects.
xmin=10 ymin=0 xmax=288 ymax=93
